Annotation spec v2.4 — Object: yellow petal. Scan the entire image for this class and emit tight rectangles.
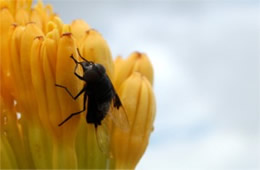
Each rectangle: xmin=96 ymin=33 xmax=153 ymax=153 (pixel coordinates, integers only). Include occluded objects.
xmin=30 ymin=36 xmax=49 ymax=126
xmin=0 ymin=0 xmax=16 ymax=16
xmin=33 ymin=0 xmax=54 ymax=33
xmin=9 ymin=25 xmax=26 ymax=110
xmin=52 ymin=33 xmax=81 ymax=169
xmin=42 ymin=36 xmax=61 ymax=136
xmin=0 ymin=9 xmax=15 ymax=113
xmin=20 ymin=23 xmax=44 ymax=86
xmin=113 ymin=55 xmax=123 ymax=80
xmin=46 ymin=21 xmax=60 ymax=42
xmin=70 ymin=19 xmax=91 ymax=44
xmin=114 ymin=52 xmax=154 ymax=89
xmin=76 ymin=121 xmax=108 ymax=169
xmin=0 ymin=8 xmax=14 ymax=77
xmin=19 ymin=23 xmax=43 ymax=117
xmin=8 ymin=25 xmax=38 ymax=167
xmin=15 ymin=8 xmax=29 ymax=25
xmin=62 ymin=24 xmax=71 ymax=34
xmin=30 ymin=9 xmax=43 ymax=30
xmin=51 ymin=16 xmax=63 ymax=34
xmin=0 ymin=0 xmax=9 ymax=11
xmin=80 ymin=29 xmax=114 ymax=78
xmin=16 ymin=0 xmax=32 ymax=12
xmin=133 ymin=52 xmax=154 ymax=85
xmin=56 ymin=33 xmax=82 ymax=133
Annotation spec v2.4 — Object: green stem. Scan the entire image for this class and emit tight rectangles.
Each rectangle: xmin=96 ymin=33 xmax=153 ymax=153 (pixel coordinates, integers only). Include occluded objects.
xmin=27 ymin=121 xmax=52 ymax=168
xmin=52 ymin=137 xmax=77 ymax=169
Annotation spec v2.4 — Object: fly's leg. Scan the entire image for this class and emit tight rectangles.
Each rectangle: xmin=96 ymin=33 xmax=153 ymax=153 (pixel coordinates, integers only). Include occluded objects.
xmin=55 ymin=84 xmax=85 ymax=100
xmin=55 ymin=55 xmax=84 ymax=95
xmin=58 ymin=92 xmax=87 ymax=126
xmin=77 ymin=48 xmax=88 ymax=62
xmin=70 ymin=55 xmax=84 ymax=80
xmin=76 ymin=48 xmax=94 ymax=64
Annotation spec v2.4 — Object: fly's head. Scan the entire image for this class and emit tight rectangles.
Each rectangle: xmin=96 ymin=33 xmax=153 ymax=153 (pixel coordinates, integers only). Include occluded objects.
xmin=80 ymin=62 xmax=106 ymax=82
xmin=80 ymin=61 xmax=93 ymax=72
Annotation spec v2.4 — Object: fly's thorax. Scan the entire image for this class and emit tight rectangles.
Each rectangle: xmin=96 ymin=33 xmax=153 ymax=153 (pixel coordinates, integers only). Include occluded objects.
xmin=85 ymin=74 xmax=115 ymax=113
xmin=94 ymin=63 xmax=106 ymax=75
xmin=83 ymin=69 xmax=100 ymax=82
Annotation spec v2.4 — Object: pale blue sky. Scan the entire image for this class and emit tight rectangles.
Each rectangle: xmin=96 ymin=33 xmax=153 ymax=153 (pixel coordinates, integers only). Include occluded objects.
xmin=44 ymin=0 xmax=260 ymax=169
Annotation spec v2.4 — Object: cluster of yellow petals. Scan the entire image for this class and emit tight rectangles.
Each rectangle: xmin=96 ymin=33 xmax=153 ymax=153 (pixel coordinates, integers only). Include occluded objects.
xmin=0 ymin=0 xmax=156 ymax=169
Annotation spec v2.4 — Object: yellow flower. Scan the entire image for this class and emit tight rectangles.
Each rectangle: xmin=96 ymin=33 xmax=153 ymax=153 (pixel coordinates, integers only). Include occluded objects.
xmin=0 ymin=0 xmax=156 ymax=169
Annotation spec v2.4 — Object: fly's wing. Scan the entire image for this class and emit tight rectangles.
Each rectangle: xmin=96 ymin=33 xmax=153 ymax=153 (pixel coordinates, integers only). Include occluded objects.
xmin=108 ymin=92 xmax=130 ymax=131
xmin=95 ymin=119 xmax=113 ymax=158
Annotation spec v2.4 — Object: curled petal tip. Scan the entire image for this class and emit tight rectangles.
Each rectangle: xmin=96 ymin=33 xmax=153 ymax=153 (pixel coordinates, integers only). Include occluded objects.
xmin=86 ymin=28 xmax=98 ymax=34
xmin=114 ymin=51 xmax=154 ymax=88
xmin=11 ymin=23 xmax=17 ymax=27
xmin=134 ymin=51 xmax=142 ymax=58
xmin=0 ymin=7 xmax=8 ymax=11
xmin=26 ymin=21 xmax=36 ymax=25
xmin=34 ymin=35 xmax=44 ymax=40
xmin=61 ymin=32 xmax=72 ymax=37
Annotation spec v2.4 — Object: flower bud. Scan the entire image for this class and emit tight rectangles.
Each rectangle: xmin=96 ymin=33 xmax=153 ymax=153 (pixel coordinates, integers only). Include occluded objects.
xmin=114 ymin=52 xmax=153 ymax=89
xmin=111 ymin=72 xmax=156 ymax=169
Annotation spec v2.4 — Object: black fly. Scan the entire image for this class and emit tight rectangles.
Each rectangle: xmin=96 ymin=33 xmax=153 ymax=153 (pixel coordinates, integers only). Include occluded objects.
xmin=55 ymin=49 xmax=129 ymax=154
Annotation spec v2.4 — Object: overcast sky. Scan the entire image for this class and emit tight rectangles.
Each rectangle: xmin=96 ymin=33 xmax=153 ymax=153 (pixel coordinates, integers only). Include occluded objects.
xmin=45 ymin=0 xmax=260 ymax=169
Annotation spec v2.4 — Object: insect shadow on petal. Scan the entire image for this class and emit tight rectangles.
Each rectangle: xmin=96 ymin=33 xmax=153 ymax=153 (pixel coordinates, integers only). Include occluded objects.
xmin=55 ymin=48 xmax=129 ymax=155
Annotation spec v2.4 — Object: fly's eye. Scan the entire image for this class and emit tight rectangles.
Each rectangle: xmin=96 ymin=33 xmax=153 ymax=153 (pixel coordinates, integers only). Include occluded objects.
xmin=86 ymin=65 xmax=93 ymax=70
xmin=81 ymin=62 xmax=93 ymax=70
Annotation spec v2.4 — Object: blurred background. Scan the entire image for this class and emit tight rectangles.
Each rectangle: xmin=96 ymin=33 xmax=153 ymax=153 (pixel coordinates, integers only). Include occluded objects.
xmin=44 ymin=0 xmax=259 ymax=169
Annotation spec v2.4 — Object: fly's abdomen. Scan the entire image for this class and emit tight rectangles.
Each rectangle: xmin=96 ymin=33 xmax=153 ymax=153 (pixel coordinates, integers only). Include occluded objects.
xmin=86 ymin=89 xmax=113 ymax=127
xmin=86 ymin=74 xmax=114 ymax=127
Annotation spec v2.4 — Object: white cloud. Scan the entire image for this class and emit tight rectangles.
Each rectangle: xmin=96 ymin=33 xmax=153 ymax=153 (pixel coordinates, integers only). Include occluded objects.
xmin=137 ymin=130 xmax=259 ymax=170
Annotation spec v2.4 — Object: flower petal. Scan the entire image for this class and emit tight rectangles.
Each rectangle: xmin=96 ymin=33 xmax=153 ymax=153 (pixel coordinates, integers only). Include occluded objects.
xmin=80 ymin=29 xmax=114 ymax=78
xmin=70 ymin=19 xmax=91 ymax=43
xmin=114 ymin=52 xmax=154 ymax=89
